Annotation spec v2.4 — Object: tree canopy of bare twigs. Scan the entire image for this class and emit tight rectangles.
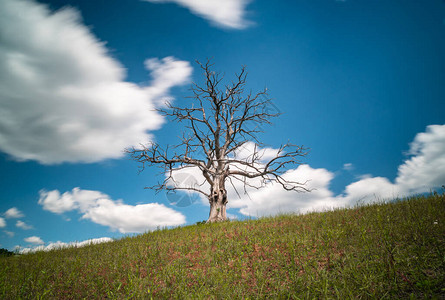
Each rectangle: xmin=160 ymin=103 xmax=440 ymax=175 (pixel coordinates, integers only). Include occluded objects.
xmin=127 ymin=60 xmax=309 ymax=222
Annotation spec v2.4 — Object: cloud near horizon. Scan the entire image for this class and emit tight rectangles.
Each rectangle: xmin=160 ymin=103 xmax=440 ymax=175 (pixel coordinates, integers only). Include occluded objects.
xmin=24 ymin=236 xmax=44 ymax=245
xmin=38 ymin=188 xmax=186 ymax=233
xmin=19 ymin=237 xmax=113 ymax=254
xmin=167 ymin=124 xmax=445 ymax=217
xmin=395 ymin=125 xmax=445 ymax=193
xmin=144 ymin=0 xmax=253 ymax=29
xmin=240 ymin=124 xmax=445 ymax=216
xmin=0 ymin=0 xmax=192 ymax=164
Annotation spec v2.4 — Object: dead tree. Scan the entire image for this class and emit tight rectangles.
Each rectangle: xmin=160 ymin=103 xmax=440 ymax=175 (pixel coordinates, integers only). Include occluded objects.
xmin=127 ymin=61 xmax=309 ymax=223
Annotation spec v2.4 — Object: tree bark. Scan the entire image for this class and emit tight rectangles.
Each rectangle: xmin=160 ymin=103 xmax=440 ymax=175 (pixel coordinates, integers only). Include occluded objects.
xmin=207 ymin=198 xmax=227 ymax=223
xmin=207 ymin=176 xmax=228 ymax=223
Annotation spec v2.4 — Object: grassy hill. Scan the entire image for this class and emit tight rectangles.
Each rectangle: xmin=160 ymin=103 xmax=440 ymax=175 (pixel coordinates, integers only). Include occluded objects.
xmin=1 ymin=193 xmax=444 ymax=299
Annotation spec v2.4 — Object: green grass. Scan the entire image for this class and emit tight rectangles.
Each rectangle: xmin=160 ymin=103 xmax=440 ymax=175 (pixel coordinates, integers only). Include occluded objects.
xmin=1 ymin=193 xmax=444 ymax=299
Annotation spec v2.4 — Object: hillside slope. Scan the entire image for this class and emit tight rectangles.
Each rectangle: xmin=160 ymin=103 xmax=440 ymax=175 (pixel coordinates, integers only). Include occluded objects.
xmin=1 ymin=193 xmax=444 ymax=299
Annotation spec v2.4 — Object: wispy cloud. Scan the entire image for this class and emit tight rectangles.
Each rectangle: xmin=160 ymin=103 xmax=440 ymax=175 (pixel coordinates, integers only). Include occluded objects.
xmin=4 ymin=231 xmax=15 ymax=238
xmin=0 ymin=0 xmax=192 ymax=164
xmin=0 ymin=218 xmax=6 ymax=228
xmin=144 ymin=0 xmax=253 ymax=29
xmin=38 ymin=188 xmax=186 ymax=233
xmin=16 ymin=220 xmax=33 ymax=230
xmin=343 ymin=163 xmax=354 ymax=171
xmin=4 ymin=207 xmax=24 ymax=219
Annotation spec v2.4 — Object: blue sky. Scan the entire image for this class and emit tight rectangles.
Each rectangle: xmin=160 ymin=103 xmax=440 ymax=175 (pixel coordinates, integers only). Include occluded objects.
xmin=0 ymin=0 xmax=444 ymax=252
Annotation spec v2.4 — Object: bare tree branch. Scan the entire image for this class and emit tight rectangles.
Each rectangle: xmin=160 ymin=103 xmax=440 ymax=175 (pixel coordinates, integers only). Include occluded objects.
xmin=127 ymin=60 xmax=309 ymax=222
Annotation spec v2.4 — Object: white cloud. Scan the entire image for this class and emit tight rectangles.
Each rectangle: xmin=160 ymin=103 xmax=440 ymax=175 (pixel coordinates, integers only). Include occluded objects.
xmin=337 ymin=124 xmax=445 ymax=205
xmin=72 ymin=237 xmax=113 ymax=247
xmin=339 ymin=177 xmax=401 ymax=205
xmin=24 ymin=236 xmax=44 ymax=245
xmin=145 ymin=0 xmax=252 ymax=29
xmin=166 ymin=125 xmax=445 ymax=217
xmin=38 ymin=188 xmax=105 ymax=214
xmin=242 ymin=125 xmax=445 ymax=215
xmin=0 ymin=218 xmax=6 ymax=228
xmin=395 ymin=124 xmax=445 ymax=194
xmin=0 ymin=0 xmax=192 ymax=164
xmin=19 ymin=237 xmax=113 ymax=254
xmin=38 ymin=187 xmax=186 ymax=233
xmin=16 ymin=220 xmax=33 ymax=230
xmin=231 ymin=165 xmax=347 ymax=216
xmin=144 ymin=57 xmax=194 ymax=104
xmin=4 ymin=207 xmax=24 ymax=219
xmin=81 ymin=199 xmax=186 ymax=233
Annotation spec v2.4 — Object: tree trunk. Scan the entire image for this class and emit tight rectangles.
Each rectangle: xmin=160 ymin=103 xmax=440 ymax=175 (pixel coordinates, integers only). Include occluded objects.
xmin=207 ymin=198 xmax=227 ymax=223
xmin=207 ymin=176 xmax=228 ymax=223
